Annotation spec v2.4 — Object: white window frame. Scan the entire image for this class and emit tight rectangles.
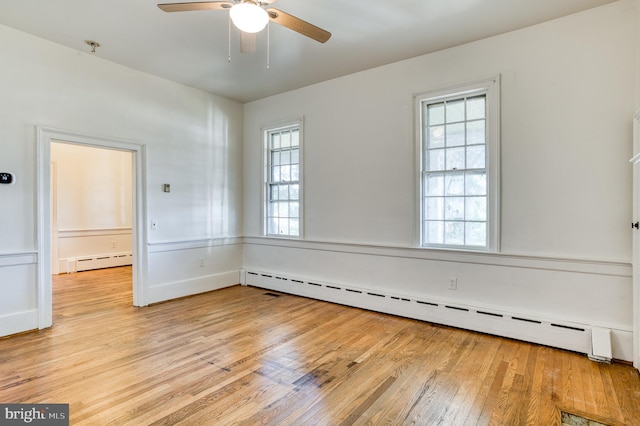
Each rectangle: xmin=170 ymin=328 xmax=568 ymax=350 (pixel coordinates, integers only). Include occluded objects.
xmin=415 ymin=77 xmax=500 ymax=251
xmin=262 ymin=118 xmax=304 ymax=239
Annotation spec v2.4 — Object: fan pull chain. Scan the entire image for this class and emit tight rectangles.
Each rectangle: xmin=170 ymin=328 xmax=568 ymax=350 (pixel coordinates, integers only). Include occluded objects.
xmin=228 ymin=15 xmax=231 ymax=63
xmin=266 ymin=21 xmax=270 ymax=69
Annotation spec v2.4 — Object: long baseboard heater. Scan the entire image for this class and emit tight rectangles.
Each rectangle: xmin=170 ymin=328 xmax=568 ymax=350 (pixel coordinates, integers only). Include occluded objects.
xmin=69 ymin=253 xmax=132 ymax=272
xmin=244 ymin=269 xmax=606 ymax=360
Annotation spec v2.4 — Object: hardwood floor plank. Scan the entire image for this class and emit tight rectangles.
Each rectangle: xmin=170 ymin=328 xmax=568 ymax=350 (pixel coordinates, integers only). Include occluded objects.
xmin=609 ymin=362 xmax=640 ymax=425
xmin=523 ymin=346 xmax=547 ymax=426
xmin=0 ymin=267 xmax=639 ymax=425
xmin=470 ymin=343 xmax=514 ymax=424
xmin=538 ymin=347 xmax=563 ymax=426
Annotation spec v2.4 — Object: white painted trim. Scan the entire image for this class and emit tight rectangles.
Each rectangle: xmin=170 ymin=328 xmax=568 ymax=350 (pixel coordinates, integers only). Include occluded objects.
xmin=0 ymin=310 xmax=38 ymax=337
xmin=147 ymin=237 xmax=243 ymax=253
xmin=58 ymin=228 xmax=133 ymax=237
xmin=36 ymin=130 xmax=52 ymax=329
xmin=0 ymin=251 xmax=37 ymax=268
xmin=146 ymin=270 xmax=240 ymax=304
xmin=51 ymin=161 xmax=59 ymax=275
xmin=244 ymin=237 xmax=631 ymax=277
xmin=632 ymin=110 xmax=640 ymax=370
xmin=36 ymin=126 xmax=148 ymax=330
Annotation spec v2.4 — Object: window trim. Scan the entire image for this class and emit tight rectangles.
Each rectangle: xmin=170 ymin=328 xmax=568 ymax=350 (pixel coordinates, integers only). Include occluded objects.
xmin=414 ymin=77 xmax=500 ymax=252
xmin=262 ymin=117 xmax=304 ymax=239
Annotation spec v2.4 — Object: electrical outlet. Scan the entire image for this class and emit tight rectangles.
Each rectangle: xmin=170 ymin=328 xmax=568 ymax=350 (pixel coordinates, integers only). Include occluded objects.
xmin=448 ymin=277 xmax=458 ymax=290
xmin=111 ymin=241 xmax=116 ymax=248
xmin=199 ymin=257 xmax=205 ymax=267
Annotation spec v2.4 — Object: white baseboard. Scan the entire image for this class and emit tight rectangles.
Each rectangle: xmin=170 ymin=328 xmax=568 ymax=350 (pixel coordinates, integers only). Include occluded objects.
xmin=245 ymin=269 xmax=633 ymax=361
xmin=0 ymin=310 xmax=38 ymax=336
xmin=147 ymin=270 xmax=240 ymax=305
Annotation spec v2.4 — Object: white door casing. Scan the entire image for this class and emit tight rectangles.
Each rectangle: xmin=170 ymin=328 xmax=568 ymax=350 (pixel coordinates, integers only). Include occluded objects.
xmin=630 ymin=110 xmax=640 ymax=370
xmin=36 ymin=126 xmax=148 ymax=329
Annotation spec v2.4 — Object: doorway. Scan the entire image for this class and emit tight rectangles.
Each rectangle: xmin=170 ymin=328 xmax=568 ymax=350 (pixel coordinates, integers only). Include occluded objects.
xmin=51 ymin=142 xmax=133 ymax=277
xmin=37 ymin=127 xmax=146 ymax=330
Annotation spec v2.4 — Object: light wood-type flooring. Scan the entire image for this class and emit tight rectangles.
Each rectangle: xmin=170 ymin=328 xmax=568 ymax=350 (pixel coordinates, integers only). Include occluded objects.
xmin=1 ymin=266 xmax=640 ymax=425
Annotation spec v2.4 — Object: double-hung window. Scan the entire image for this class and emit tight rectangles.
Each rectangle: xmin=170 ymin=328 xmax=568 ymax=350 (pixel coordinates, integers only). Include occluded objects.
xmin=417 ymin=78 xmax=500 ymax=251
xmin=264 ymin=121 xmax=302 ymax=238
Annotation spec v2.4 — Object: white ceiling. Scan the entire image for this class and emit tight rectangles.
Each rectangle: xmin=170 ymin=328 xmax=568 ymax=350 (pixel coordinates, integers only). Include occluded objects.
xmin=0 ymin=0 xmax=618 ymax=103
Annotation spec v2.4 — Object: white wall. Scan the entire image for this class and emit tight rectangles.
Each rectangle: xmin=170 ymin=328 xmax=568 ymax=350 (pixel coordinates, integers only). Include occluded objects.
xmin=52 ymin=143 xmax=132 ymax=232
xmin=243 ymin=1 xmax=637 ymax=359
xmin=0 ymin=24 xmax=244 ymax=335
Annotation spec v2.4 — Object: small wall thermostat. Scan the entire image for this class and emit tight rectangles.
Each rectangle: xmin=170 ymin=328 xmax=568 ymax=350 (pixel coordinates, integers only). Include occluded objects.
xmin=0 ymin=172 xmax=14 ymax=184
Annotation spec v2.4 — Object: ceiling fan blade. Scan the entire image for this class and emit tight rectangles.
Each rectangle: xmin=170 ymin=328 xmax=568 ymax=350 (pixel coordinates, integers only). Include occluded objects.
xmin=266 ymin=8 xmax=331 ymax=43
xmin=158 ymin=2 xmax=233 ymax=12
xmin=240 ymin=32 xmax=257 ymax=54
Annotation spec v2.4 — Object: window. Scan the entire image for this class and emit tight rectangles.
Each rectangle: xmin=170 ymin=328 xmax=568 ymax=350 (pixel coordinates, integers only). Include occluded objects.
xmin=264 ymin=121 xmax=302 ymax=237
xmin=417 ymin=78 xmax=500 ymax=251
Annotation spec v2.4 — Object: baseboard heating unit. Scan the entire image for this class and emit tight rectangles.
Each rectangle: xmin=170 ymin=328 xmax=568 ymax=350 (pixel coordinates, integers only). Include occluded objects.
xmin=243 ymin=269 xmax=604 ymax=359
xmin=62 ymin=252 xmax=132 ymax=273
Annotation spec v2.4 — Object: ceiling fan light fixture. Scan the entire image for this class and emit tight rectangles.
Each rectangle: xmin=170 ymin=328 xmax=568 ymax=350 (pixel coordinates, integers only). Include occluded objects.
xmin=229 ymin=2 xmax=269 ymax=33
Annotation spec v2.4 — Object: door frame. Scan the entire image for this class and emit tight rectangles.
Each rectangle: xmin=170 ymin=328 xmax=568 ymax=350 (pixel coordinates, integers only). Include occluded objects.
xmin=631 ymin=111 xmax=640 ymax=370
xmin=36 ymin=126 xmax=147 ymax=329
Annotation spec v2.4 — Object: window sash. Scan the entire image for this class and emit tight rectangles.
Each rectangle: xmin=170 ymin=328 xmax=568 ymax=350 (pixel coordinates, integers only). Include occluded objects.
xmin=265 ymin=124 xmax=302 ymax=238
xmin=416 ymin=78 xmax=499 ymax=251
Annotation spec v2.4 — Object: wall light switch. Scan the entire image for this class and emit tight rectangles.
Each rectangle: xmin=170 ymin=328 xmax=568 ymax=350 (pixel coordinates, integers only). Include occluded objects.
xmin=163 ymin=184 xmax=170 ymax=193
xmin=151 ymin=220 xmax=158 ymax=230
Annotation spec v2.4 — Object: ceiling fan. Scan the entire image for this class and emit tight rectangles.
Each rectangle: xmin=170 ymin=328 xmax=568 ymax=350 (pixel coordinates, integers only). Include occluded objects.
xmin=157 ymin=1 xmax=331 ymax=44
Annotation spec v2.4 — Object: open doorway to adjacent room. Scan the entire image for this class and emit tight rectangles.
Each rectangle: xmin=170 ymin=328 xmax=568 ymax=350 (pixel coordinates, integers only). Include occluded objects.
xmin=50 ymin=141 xmax=133 ymax=303
xmin=37 ymin=127 xmax=145 ymax=329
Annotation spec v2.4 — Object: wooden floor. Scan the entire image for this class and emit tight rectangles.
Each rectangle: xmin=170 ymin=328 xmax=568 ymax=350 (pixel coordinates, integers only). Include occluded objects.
xmin=1 ymin=267 xmax=639 ymax=425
